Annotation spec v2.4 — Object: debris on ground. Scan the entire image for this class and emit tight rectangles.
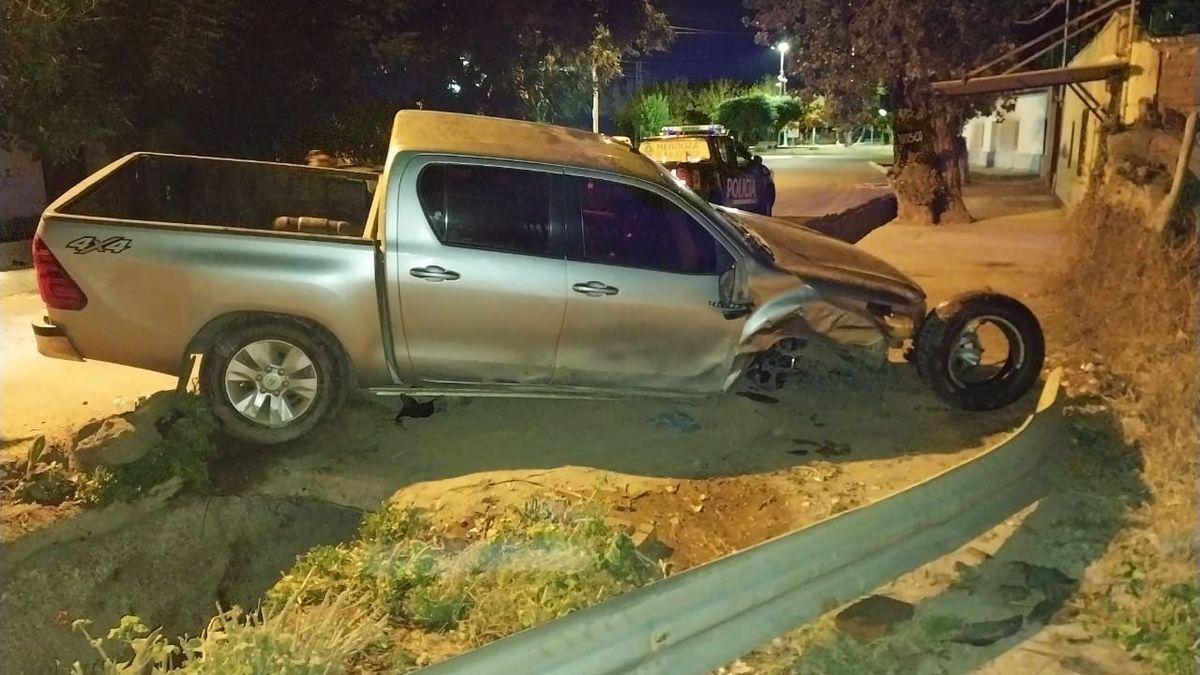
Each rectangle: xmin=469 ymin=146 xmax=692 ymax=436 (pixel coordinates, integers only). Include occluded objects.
xmin=70 ymin=391 xmax=186 ymax=471
xmin=649 ymin=410 xmax=701 ymax=433
xmin=395 ymin=395 xmax=437 ymax=423
xmin=834 ymin=595 xmax=916 ymax=643
xmin=950 ymin=614 xmax=1025 ymax=646
xmin=737 ymin=391 xmax=779 ymax=404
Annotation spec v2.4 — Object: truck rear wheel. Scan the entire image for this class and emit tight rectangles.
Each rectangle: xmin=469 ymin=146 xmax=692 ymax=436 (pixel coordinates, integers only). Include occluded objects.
xmin=199 ymin=319 xmax=348 ymax=444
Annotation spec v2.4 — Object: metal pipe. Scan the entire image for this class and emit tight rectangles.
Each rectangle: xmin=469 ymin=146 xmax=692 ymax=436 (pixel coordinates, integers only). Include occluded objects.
xmin=968 ymin=0 xmax=1124 ymax=77
xmin=1002 ymin=8 xmax=1119 ymax=76
xmin=1151 ymin=111 xmax=1199 ymax=233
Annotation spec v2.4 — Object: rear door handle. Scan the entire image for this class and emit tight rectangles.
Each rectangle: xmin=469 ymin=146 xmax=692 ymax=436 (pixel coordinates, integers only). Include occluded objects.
xmin=410 ymin=265 xmax=460 ymax=282
xmin=572 ymin=281 xmax=619 ymax=297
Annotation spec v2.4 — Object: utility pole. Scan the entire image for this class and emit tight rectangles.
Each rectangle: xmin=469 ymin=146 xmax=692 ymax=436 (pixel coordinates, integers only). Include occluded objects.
xmin=592 ymin=62 xmax=600 ymax=133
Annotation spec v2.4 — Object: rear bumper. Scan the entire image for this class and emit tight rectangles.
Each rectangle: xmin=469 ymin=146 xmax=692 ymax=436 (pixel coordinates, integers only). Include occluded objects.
xmin=32 ymin=317 xmax=84 ymax=361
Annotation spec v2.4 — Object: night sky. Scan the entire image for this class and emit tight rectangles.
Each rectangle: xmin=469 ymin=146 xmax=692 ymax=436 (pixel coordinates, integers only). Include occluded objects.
xmin=633 ymin=0 xmax=776 ymax=84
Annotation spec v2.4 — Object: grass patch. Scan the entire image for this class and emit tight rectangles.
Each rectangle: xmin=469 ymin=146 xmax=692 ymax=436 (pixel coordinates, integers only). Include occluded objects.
xmin=71 ymin=590 xmax=383 ymax=674
xmin=5 ymin=396 xmax=217 ymax=508
xmin=74 ymin=395 xmax=217 ymax=505
xmin=74 ymin=497 xmax=664 ymax=672
xmin=272 ymin=498 xmax=664 ymax=647
xmin=1054 ymin=169 xmax=1199 ymax=673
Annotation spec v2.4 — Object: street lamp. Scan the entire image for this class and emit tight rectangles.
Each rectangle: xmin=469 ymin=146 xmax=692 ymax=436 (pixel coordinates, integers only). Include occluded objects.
xmin=775 ymin=41 xmax=790 ymax=96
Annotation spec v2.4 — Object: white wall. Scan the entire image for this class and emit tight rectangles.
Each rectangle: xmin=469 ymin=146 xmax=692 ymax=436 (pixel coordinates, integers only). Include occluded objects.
xmin=1 ymin=148 xmax=47 ymax=223
xmin=962 ymin=90 xmax=1049 ymax=173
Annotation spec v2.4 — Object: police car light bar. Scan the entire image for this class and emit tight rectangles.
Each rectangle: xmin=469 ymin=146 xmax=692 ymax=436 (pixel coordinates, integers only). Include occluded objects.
xmin=660 ymin=124 xmax=727 ymax=136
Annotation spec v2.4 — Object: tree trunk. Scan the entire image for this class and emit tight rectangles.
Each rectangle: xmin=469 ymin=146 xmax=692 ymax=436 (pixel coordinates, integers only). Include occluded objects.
xmin=890 ymin=106 xmax=972 ymax=225
xmin=933 ymin=114 xmax=971 ymax=223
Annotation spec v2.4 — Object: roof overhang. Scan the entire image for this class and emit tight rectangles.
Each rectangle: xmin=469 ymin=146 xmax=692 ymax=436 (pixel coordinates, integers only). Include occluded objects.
xmin=933 ymin=61 xmax=1129 ymax=97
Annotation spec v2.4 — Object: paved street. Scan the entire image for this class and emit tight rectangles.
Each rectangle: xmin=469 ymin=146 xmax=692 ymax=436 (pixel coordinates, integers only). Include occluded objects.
xmin=763 ymin=145 xmax=893 ymax=218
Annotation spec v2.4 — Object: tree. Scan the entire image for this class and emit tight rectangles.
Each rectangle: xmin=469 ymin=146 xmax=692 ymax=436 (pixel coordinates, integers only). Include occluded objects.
xmin=716 ymin=94 xmax=775 ymax=143
xmin=616 ymin=92 xmax=670 ymax=142
xmin=769 ymin=96 xmax=803 ymax=138
xmin=683 ymin=79 xmax=750 ymax=124
xmin=1145 ymin=0 xmax=1200 ymax=35
xmin=745 ymin=0 xmax=1043 ymax=224
xmin=2 ymin=0 xmax=671 ymax=170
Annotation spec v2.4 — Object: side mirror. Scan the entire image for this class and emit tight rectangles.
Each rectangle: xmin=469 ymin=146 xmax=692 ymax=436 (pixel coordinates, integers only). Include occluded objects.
xmin=751 ymin=155 xmax=763 ymax=166
xmin=717 ymin=264 xmax=752 ymax=320
xmin=719 ymin=265 xmax=736 ymax=304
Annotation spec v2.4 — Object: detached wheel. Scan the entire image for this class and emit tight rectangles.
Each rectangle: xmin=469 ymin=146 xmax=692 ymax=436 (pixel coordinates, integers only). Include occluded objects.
xmin=200 ymin=319 xmax=348 ymax=444
xmin=914 ymin=293 xmax=1044 ymax=411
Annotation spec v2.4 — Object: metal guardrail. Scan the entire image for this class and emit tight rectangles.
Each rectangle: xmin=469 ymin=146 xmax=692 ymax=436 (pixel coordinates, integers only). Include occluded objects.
xmin=423 ymin=369 xmax=1065 ymax=675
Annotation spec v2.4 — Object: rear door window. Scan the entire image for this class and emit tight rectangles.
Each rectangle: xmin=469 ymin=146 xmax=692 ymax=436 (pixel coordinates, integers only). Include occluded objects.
xmin=416 ymin=164 xmax=557 ymax=257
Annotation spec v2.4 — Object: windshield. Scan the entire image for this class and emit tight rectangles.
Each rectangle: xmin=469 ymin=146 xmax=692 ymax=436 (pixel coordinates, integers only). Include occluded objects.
xmin=713 ymin=206 xmax=778 ymax=264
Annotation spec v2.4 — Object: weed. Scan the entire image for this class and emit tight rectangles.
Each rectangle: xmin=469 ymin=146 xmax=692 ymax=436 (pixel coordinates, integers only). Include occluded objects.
xmin=75 ymin=396 xmax=217 ymax=505
xmin=1110 ymin=582 xmax=1199 ymax=674
xmin=15 ymin=461 xmax=76 ymax=505
xmin=270 ymin=498 xmax=663 ymax=662
xmin=71 ymin=590 xmax=383 ymax=674
xmin=1055 ymin=150 xmax=1199 ymax=673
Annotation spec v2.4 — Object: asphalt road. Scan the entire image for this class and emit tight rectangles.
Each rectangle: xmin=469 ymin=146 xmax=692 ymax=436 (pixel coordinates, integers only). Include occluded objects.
xmin=762 ymin=145 xmax=893 ymax=218
xmin=0 ymin=147 xmax=896 ymax=443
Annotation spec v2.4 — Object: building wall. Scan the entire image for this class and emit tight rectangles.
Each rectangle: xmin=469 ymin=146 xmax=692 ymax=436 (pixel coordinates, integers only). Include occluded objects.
xmin=1054 ymin=13 xmax=1135 ymax=207
xmin=0 ymin=148 xmax=47 ymax=225
xmin=962 ymin=91 xmax=1050 ymax=173
xmin=1152 ymin=36 xmax=1200 ymax=115
xmin=1053 ymin=15 xmax=1200 ymax=208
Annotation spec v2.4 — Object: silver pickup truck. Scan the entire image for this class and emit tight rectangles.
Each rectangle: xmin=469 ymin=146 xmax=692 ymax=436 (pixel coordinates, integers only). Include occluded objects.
xmin=32 ymin=110 xmax=1044 ymax=443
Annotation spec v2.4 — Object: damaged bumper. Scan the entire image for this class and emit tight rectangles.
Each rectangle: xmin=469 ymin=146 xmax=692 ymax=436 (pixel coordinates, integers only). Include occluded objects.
xmin=32 ymin=317 xmax=84 ymax=361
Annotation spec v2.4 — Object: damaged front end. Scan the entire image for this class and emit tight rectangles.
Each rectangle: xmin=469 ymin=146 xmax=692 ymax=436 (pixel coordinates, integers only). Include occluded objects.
xmin=716 ymin=205 xmax=926 ymax=390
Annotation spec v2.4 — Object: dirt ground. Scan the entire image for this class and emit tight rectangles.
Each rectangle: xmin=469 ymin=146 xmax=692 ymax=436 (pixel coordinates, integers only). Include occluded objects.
xmin=2 ymin=172 xmax=1089 ymax=672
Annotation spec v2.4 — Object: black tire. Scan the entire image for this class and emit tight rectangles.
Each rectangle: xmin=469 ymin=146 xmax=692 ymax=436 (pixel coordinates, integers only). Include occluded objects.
xmin=914 ymin=292 xmax=1044 ymax=411
xmin=199 ymin=318 xmax=349 ymax=444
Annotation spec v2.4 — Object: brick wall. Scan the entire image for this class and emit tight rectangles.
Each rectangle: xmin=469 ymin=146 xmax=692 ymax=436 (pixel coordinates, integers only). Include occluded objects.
xmin=1155 ymin=38 xmax=1200 ymax=114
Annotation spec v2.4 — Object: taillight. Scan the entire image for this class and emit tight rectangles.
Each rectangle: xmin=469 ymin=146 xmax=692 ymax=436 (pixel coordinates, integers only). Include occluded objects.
xmin=33 ymin=236 xmax=88 ymax=310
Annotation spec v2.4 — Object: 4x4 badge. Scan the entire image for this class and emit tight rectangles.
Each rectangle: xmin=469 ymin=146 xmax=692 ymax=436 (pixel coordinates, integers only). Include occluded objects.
xmin=65 ymin=236 xmax=132 ymax=254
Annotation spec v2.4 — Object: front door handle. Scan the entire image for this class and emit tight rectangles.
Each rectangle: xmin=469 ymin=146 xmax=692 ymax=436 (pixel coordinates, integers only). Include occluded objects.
xmin=410 ymin=265 xmax=460 ymax=282
xmin=572 ymin=281 xmax=619 ymax=297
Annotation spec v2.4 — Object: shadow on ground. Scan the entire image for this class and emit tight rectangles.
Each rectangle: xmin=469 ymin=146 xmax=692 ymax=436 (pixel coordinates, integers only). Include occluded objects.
xmin=210 ymin=357 xmax=1038 ymax=510
xmin=783 ymin=393 xmax=1150 ymax=674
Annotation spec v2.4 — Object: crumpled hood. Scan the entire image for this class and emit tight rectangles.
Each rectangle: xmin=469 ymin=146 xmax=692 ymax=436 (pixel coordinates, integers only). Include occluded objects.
xmin=721 ymin=207 xmax=925 ymax=309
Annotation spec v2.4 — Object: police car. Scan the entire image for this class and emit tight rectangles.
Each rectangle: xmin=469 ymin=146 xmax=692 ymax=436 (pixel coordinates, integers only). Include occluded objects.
xmin=638 ymin=125 xmax=776 ymax=216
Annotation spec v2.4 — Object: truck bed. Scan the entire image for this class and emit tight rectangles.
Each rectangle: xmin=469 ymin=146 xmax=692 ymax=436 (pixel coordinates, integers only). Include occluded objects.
xmin=36 ymin=153 xmax=394 ymax=385
xmin=59 ymin=153 xmax=378 ymax=237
